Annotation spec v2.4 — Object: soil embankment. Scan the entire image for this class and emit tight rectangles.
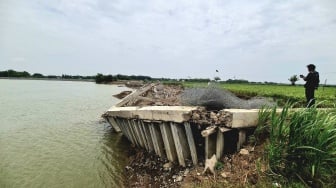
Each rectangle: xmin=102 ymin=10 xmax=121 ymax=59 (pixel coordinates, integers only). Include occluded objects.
xmin=124 ymin=141 xmax=266 ymax=187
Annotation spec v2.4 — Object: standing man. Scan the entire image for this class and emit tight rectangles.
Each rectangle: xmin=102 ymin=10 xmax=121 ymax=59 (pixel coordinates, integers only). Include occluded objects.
xmin=300 ymin=64 xmax=320 ymax=107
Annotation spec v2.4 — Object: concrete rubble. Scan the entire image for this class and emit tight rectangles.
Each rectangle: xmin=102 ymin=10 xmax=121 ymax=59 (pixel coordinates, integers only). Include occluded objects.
xmin=106 ymin=83 xmax=276 ymax=187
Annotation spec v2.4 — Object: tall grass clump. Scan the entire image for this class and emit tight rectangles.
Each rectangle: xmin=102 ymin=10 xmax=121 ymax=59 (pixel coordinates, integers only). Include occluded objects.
xmin=259 ymin=104 xmax=336 ymax=187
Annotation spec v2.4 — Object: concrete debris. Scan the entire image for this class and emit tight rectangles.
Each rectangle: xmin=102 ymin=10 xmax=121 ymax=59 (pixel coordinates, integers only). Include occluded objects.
xmin=191 ymin=113 xmax=200 ymax=120
xmin=202 ymin=154 xmax=217 ymax=175
xmin=113 ymin=90 xmax=132 ymax=99
xmin=125 ymin=81 xmax=144 ymax=88
xmin=125 ymin=165 xmax=133 ymax=171
xmin=191 ymin=108 xmax=232 ymax=126
xmin=221 ymin=172 xmax=230 ymax=178
xmin=119 ymin=83 xmax=275 ymax=109
xmin=175 ymin=176 xmax=183 ymax=182
xmin=239 ymin=149 xmax=250 ymax=155
xmin=163 ymin=162 xmax=173 ymax=171
xmin=121 ymin=83 xmax=183 ymax=106
xmin=250 ymin=147 xmax=255 ymax=152
xmin=183 ymin=169 xmax=189 ymax=176
xmin=126 ymin=148 xmax=192 ymax=187
xmin=201 ymin=125 xmax=217 ymax=137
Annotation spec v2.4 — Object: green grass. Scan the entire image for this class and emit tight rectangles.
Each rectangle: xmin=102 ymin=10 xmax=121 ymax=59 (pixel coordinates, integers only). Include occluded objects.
xmin=258 ymin=105 xmax=336 ymax=187
xmin=182 ymin=82 xmax=336 ymax=107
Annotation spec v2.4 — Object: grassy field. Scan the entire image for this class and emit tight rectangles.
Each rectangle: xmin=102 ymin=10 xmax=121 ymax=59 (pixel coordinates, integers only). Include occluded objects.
xmin=182 ymin=82 xmax=336 ymax=107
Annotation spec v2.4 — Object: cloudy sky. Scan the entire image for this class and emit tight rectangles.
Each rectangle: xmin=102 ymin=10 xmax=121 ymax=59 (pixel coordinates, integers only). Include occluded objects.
xmin=1 ymin=0 xmax=336 ymax=84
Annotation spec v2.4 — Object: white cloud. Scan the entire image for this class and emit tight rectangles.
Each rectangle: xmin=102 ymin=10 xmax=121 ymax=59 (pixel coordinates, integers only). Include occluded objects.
xmin=11 ymin=57 xmax=25 ymax=61
xmin=0 ymin=0 xmax=336 ymax=83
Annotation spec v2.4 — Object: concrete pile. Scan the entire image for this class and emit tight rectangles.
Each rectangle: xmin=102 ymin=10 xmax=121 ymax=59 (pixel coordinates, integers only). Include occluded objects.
xmin=119 ymin=83 xmax=183 ymax=107
xmin=105 ymin=83 xmax=274 ymax=167
xmin=191 ymin=107 xmax=232 ymax=127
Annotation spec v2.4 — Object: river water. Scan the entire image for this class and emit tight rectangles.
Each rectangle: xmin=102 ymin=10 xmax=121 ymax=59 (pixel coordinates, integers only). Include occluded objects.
xmin=0 ymin=79 xmax=131 ymax=188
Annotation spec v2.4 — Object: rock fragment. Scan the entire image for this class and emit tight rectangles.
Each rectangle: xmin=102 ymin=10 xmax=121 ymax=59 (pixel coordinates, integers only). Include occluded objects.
xmin=239 ymin=149 xmax=249 ymax=155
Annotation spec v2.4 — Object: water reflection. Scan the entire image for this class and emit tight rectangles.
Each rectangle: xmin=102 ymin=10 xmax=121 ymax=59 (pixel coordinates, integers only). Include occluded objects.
xmin=99 ymin=124 xmax=130 ymax=187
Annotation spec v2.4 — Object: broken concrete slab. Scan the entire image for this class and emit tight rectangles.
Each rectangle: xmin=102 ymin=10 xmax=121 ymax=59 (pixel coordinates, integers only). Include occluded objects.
xmin=106 ymin=106 xmax=199 ymax=123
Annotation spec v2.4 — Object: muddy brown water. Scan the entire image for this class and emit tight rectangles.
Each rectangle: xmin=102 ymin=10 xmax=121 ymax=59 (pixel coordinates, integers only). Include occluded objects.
xmin=0 ymin=79 xmax=131 ymax=188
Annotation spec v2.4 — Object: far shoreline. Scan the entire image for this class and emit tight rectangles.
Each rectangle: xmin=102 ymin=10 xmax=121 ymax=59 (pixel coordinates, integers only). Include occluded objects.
xmin=0 ymin=77 xmax=135 ymax=90
xmin=0 ymin=77 xmax=95 ymax=82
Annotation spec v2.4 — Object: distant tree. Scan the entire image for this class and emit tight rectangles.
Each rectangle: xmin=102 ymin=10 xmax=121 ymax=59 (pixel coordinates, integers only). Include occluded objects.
xmin=62 ymin=74 xmax=71 ymax=79
xmin=22 ymin=71 xmax=30 ymax=77
xmin=7 ymin=69 xmax=16 ymax=77
xmin=289 ymin=75 xmax=299 ymax=86
xmin=116 ymin=74 xmax=131 ymax=80
xmin=95 ymin=73 xmax=104 ymax=83
xmin=129 ymin=75 xmax=152 ymax=81
xmin=32 ymin=73 xmax=44 ymax=78
xmin=214 ymin=76 xmax=221 ymax=82
xmin=47 ymin=75 xmax=57 ymax=79
xmin=72 ymin=75 xmax=83 ymax=79
xmin=0 ymin=70 xmax=9 ymax=77
xmin=2 ymin=69 xmax=31 ymax=77
xmin=264 ymin=81 xmax=278 ymax=85
xmin=226 ymin=79 xmax=249 ymax=84
xmin=185 ymin=78 xmax=211 ymax=82
xmin=94 ymin=73 xmax=117 ymax=83
xmin=105 ymin=74 xmax=114 ymax=82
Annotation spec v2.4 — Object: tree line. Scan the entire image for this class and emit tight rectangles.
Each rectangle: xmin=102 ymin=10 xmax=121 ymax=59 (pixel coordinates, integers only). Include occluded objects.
xmin=0 ymin=70 xmax=161 ymax=83
xmin=0 ymin=70 xmax=95 ymax=80
xmin=95 ymin=73 xmax=154 ymax=83
xmin=0 ymin=70 xmax=277 ymax=84
xmin=0 ymin=70 xmax=31 ymax=77
xmin=2 ymin=69 xmax=315 ymax=86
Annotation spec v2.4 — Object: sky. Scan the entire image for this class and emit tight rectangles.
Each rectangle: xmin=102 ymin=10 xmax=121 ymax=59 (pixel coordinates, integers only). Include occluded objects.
xmin=1 ymin=0 xmax=336 ymax=84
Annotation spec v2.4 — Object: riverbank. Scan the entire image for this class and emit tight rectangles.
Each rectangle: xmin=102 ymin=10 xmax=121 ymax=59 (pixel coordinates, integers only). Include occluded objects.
xmin=107 ymin=84 xmax=272 ymax=187
xmin=124 ymin=138 xmax=268 ymax=187
xmin=119 ymin=103 xmax=336 ymax=187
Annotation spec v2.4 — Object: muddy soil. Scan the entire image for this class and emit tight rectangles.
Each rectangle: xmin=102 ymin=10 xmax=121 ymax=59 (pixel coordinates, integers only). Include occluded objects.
xmin=125 ymin=142 xmax=266 ymax=188
xmin=125 ymin=147 xmax=193 ymax=188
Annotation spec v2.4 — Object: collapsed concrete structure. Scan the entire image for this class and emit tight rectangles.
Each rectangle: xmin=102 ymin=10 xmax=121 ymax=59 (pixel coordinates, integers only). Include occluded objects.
xmin=103 ymin=83 xmax=268 ymax=167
